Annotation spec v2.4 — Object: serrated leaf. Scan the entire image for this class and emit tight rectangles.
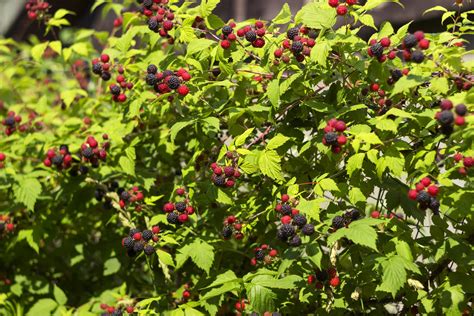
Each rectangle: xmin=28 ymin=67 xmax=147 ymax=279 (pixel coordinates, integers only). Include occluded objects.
xmin=14 ymin=177 xmax=41 ymax=211
xmin=266 ymin=80 xmax=280 ymax=107
xmin=390 ymin=75 xmax=426 ymax=96
xmin=346 ymin=153 xmax=365 ymax=176
xmin=119 ymin=156 xmax=135 ymax=176
xmin=377 ymin=255 xmax=407 ymax=297
xmin=246 ymin=285 xmax=276 ymax=314
xmin=273 ymin=3 xmax=291 ymax=24
xmin=298 ymin=3 xmax=336 ymax=29
xmin=310 ymin=41 xmax=330 ymax=67
xmin=104 ymin=258 xmax=120 ymax=276
xmin=200 ymin=0 xmax=220 ymax=17
xmin=26 ymin=299 xmax=58 ymax=316
xmin=360 ymin=14 xmax=376 ymax=30
xmin=328 ymin=221 xmax=378 ymax=250
xmin=31 ymin=42 xmax=49 ymax=62
xmin=170 ymin=120 xmax=194 ymax=143
xmin=235 ymin=128 xmax=254 ymax=146
xmin=266 ymin=134 xmax=289 ymax=150
xmin=258 ymin=150 xmax=284 ymax=181
xmin=255 ymin=275 xmax=302 ymax=289
xmin=319 ymin=178 xmax=339 ymax=192
xmin=189 ymin=239 xmax=214 ymax=274
xmin=187 ymin=38 xmax=215 ymax=56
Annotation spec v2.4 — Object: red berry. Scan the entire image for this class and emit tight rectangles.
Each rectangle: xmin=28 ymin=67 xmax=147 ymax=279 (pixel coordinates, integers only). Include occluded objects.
xmin=186 ymin=206 xmax=194 ymax=214
xmin=281 ymin=215 xmax=292 ymax=224
xmin=133 ymin=232 xmax=142 ymax=240
xmin=281 ymin=194 xmax=289 ymax=202
xmin=275 ymin=204 xmax=282 ymax=212
xmin=227 ymin=215 xmax=236 ymax=224
xmin=463 ymin=157 xmax=474 ymax=168
xmin=6 ymin=223 xmax=14 ymax=231
xmin=220 ymin=39 xmax=231 ymax=49
xmin=418 ymin=38 xmax=430 ymax=50
xmin=274 ymin=49 xmax=283 ymax=58
xmin=370 ymin=83 xmax=379 ymax=92
xmin=126 ymin=306 xmax=134 ymax=313
xmin=152 ymin=226 xmax=160 ymax=234
xmin=234 ymin=223 xmax=242 ymax=230
xmin=328 ymin=0 xmax=339 ymax=8
xmin=458 ymin=167 xmax=467 ymax=175
xmin=100 ymin=303 xmax=108 ymax=310
xmin=408 ymin=189 xmax=418 ymax=200
xmin=415 ymin=183 xmax=425 ymax=192
xmin=380 ymin=37 xmax=391 ymax=47
xmin=440 ymin=99 xmax=453 ymax=110
xmin=100 ymin=54 xmax=110 ymax=63
xmin=336 ymin=5 xmax=347 ymax=15
xmin=346 ymin=0 xmax=357 ymax=5
xmin=178 ymin=214 xmax=189 ymax=223
xmin=235 ymin=302 xmax=242 ymax=311
xmin=182 ymin=290 xmax=191 ymax=299
xmin=388 ymin=51 xmax=396 ymax=59
xmin=214 ymin=167 xmax=223 ymax=175
xmin=269 ymin=249 xmax=278 ymax=257
xmin=455 ymin=116 xmax=465 ymax=126
xmin=329 ymin=276 xmax=340 ymax=287
xmin=427 ymin=185 xmax=439 ymax=196
xmin=371 ymin=210 xmax=380 ymax=218
xmin=163 ymin=202 xmax=175 ymax=212
xmin=315 ymin=282 xmax=323 ymax=289
xmin=334 ymin=120 xmax=346 ymax=132
xmin=414 ymin=30 xmax=425 ymax=41
xmin=176 ymin=188 xmax=185 ymax=195
xmin=308 ymin=275 xmax=315 ymax=284
xmin=420 ymin=177 xmax=431 ymax=187
xmin=117 ymin=94 xmax=127 ymax=102
xmin=0 ymin=153 xmax=5 ymax=161
xmin=337 ymin=135 xmax=347 ymax=145
xmin=454 ymin=153 xmax=463 ymax=162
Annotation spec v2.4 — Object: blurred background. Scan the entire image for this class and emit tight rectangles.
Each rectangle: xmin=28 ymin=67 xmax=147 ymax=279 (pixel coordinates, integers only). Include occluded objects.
xmin=1 ymin=0 xmax=473 ymax=45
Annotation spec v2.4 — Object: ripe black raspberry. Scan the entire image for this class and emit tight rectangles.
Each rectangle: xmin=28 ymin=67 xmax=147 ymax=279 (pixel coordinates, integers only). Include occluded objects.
xmin=245 ymin=31 xmax=257 ymax=43
xmin=110 ymin=85 xmax=121 ymax=95
xmin=147 ymin=64 xmax=158 ymax=74
xmin=4 ymin=117 xmax=15 ymax=126
xmin=291 ymin=41 xmax=304 ymax=54
xmin=163 ymin=70 xmax=174 ymax=77
xmin=301 ymin=224 xmax=315 ymax=236
xmin=133 ymin=241 xmax=144 ymax=252
xmin=222 ymin=25 xmax=232 ymax=35
xmin=129 ymin=228 xmax=140 ymax=237
xmin=347 ymin=209 xmax=360 ymax=221
xmin=213 ymin=175 xmax=225 ymax=187
xmin=332 ymin=216 xmax=345 ymax=229
xmin=222 ymin=226 xmax=233 ymax=239
xmin=391 ymin=69 xmax=403 ymax=81
xmin=403 ymin=34 xmax=418 ymax=49
xmin=175 ymin=201 xmax=186 ymax=212
xmin=143 ymin=0 xmax=153 ymax=8
xmin=144 ymin=244 xmax=155 ymax=255
xmin=167 ymin=212 xmax=179 ymax=224
xmin=255 ymin=249 xmax=265 ymax=261
xmin=281 ymin=204 xmax=292 ymax=216
xmin=455 ymin=104 xmax=467 ymax=116
xmin=167 ymin=75 xmax=180 ymax=89
xmin=101 ymin=71 xmax=111 ymax=81
xmin=429 ymin=197 xmax=440 ymax=212
xmin=276 ymin=229 xmax=287 ymax=241
xmin=92 ymin=63 xmax=102 ymax=75
xmin=370 ymin=43 xmax=384 ymax=58
xmin=51 ymin=155 xmax=63 ymax=166
xmin=148 ymin=18 xmax=159 ymax=31
xmin=438 ymin=110 xmax=454 ymax=126
xmin=123 ymin=236 xmax=134 ymax=249
xmin=142 ymin=229 xmax=153 ymax=241
xmin=439 ymin=124 xmax=454 ymax=135
xmin=82 ymin=147 xmax=94 ymax=159
xmin=288 ymin=235 xmax=301 ymax=247
xmin=324 ymin=132 xmax=338 ymax=146
xmin=279 ymin=224 xmax=296 ymax=238
xmin=292 ymin=214 xmax=307 ymax=228
xmin=316 ymin=270 xmax=328 ymax=281
xmin=121 ymin=191 xmax=131 ymax=202
xmin=146 ymin=73 xmax=157 ymax=86
xmin=416 ymin=191 xmax=431 ymax=206
xmin=287 ymin=27 xmax=299 ymax=40
xmin=411 ymin=51 xmax=424 ymax=63
xmin=127 ymin=248 xmax=137 ymax=257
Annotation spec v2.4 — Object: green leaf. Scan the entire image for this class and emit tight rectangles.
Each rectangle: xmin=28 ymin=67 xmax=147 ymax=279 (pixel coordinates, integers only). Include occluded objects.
xmin=378 ymin=21 xmax=394 ymax=38
xmin=298 ymin=3 xmax=337 ymax=29
xmin=423 ymin=5 xmax=448 ymax=15
xmin=53 ymin=9 xmax=75 ymax=19
xmin=266 ymin=134 xmax=289 ymax=150
xmin=201 ymin=281 xmax=240 ymax=300
xmin=310 ymin=41 xmax=330 ymax=67
xmin=319 ymin=178 xmax=339 ymax=192
xmin=346 ymin=153 xmax=365 ymax=176
xmin=170 ymin=120 xmax=194 ymax=143
xmin=119 ymin=156 xmax=135 ymax=176
xmin=26 ymin=299 xmax=58 ymax=316
xmin=53 ymin=285 xmax=67 ymax=305
xmin=203 ymin=270 xmax=239 ymax=289
xmin=246 ymin=284 xmax=276 ymax=314
xmin=235 ymin=128 xmax=254 ymax=146
xmin=216 ymin=188 xmax=233 ymax=204
xmin=14 ymin=177 xmax=41 ymax=211
xmin=328 ymin=220 xmax=378 ymax=250
xmin=17 ymin=229 xmax=39 ymax=253
xmin=255 ymin=275 xmax=302 ymax=289
xmin=266 ymin=80 xmax=280 ymax=108
xmin=187 ymin=38 xmax=215 ymax=56
xmin=258 ymin=150 xmax=284 ymax=181
xmin=104 ymin=258 xmax=120 ymax=276
xmin=430 ymin=77 xmax=449 ymax=94
xmin=377 ymin=255 xmax=408 ymax=297
xmin=31 ymin=42 xmax=49 ymax=62
xmin=360 ymin=14 xmax=376 ymax=30
xmin=349 ymin=187 xmax=366 ymax=205
xmin=188 ymin=239 xmax=214 ymax=274
xmin=273 ymin=3 xmax=291 ymax=24
xmin=390 ymin=75 xmax=426 ymax=96
xmin=200 ymin=0 xmax=220 ymax=17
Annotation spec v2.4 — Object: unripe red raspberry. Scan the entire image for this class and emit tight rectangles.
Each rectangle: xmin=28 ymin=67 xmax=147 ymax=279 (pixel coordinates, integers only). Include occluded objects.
xmin=388 ymin=50 xmax=396 ymax=59
xmin=234 ymin=223 xmax=242 ymax=230
xmin=329 ymin=276 xmax=340 ymax=287
xmin=220 ymin=39 xmax=231 ymax=49
xmin=269 ymin=249 xmax=278 ymax=257
xmin=308 ymin=275 xmax=315 ymax=284
xmin=275 ymin=204 xmax=282 ymax=212
xmin=370 ymin=83 xmax=379 ymax=92
xmin=117 ymin=94 xmax=127 ymax=102
xmin=454 ymin=153 xmax=463 ymax=162
xmin=225 ymin=179 xmax=235 ymax=187
xmin=152 ymin=226 xmax=160 ymax=234
xmin=133 ymin=232 xmax=142 ymax=240
xmin=408 ymin=189 xmax=418 ymax=200
xmin=334 ymin=120 xmax=346 ymax=132
xmin=328 ymin=0 xmax=339 ymax=8
xmin=337 ymin=135 xmax=347 ymax=145
xmin=281 ymin=215 xmax=292 ymax=224
xmin=427 ymin=185 xmax=439 ymax=196
xmin=274 ymin=48 xmax=283 ymax=58
xmin=415 ymin=183 xmax=425 ymax=192
xmin=414 ymin=30 xmax=425 ymax=41
xmin=255 ymin=21 xmax=264 ymax=29
xmin=380 ymin=37 xmax=390 ymax=47
xmin=182 ymin=290 xmax=191 ymax=299
xmin=440 ymin=99 xmax=453 ymax=110
xmin=281 ymin=194 xmax=289 ymax=202
xmin=178 ymin=213 xmax=189 ymax=223
xmin=100 ymin=54 xmax=110 ymax=63
xmin=463 ymin=157 xmax=474 ymax=168
xmin=177 ymin=85 xmax=189 ymax=96
xmin=163 ymin=202 xmax=175 ymax=212
xmin=176 ymin=188 xmax=185 ymax=196
xmin=420 ymin=177 xmax=431 ymax=187
xmin=418 ymin=38 xmax=430 ymax=50
xmin=455 ymin=116 xmax=465 ymax=126
xmin=100 ymin=303 xmax=108 ymax=310
xmin=346 ymin=0 xmax=357 ymax=4
xmin=336 ymin=5 xmax=347 ymax=16
xmin=6 ymin=223 xmax=14 ymax=231
xmin=126 ymin=306 xmax=134 ymax=314
xmin=371 ymin=210 xmax=380 ymax=218
xmin=0 ymin=153 xmax=5 ymax=161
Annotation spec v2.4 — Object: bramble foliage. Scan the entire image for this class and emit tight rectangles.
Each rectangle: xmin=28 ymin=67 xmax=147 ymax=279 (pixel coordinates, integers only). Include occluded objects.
xmin=0 ymin=0 xmax=473 ymax=315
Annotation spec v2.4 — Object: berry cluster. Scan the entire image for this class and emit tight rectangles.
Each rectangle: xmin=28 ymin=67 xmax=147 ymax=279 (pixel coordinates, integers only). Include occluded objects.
xmin=163 ymin=197 xmax=194 ymax=225
xmin=118 ymin=186 xmax=145 ymax=210
xmin=322 ymin=118 xmax=347 ymax=153
xmin=454 ymin=153 xmax=473 ymax=176
xmin=92 ymin=54 xmax=133 ymax=102
xmin=219 ymin=23 xmax=237 ymax=49
xmin=44 ymin=145 xmax=73 ymax=170
xmin=370 ymin=209 xmax=404 ymax=220
xmin=453 ymin=74 xmax=473 ymax=91
xmin=79 ymin=135 xmax=110 ymax=167
xmin=401 ymin=32 xmax=429 ymax=63
xmin=250 ymin=244 xmax=278 ymax=266
xmin=99 ymin=302 xmax=134 ymax=315
xmin=273 ymin=26 xmax=316 ymax=64
xmin=0 ymin=153 xmax=6 ymax=169
xmin=25 ymin=0 xmax=50 ymax=20
xmin=210 ymin=151 xmax=241 ymax=188
xmin=122 ymin=226 xmax=160 ymax=257
xmin=0 ymin=215 xmax=15 ymax=236
xmin=328 ymin=0 xmax=357 ymax=16
xmin=145 ymin=66 xmax=190 ymax=97
xmin=367 ymin=37 xmax=392 ymax=62
xmin=92 ymin=54 xmax=113 ymax=81
xmin=2 ymin=111 xmax=22 ymax=136
xmin=331 ymin=209 xmax=361 ymax=230
xmin=408 ymin=177 xmax=440 ymax=215
xmin=140 ymin=0 xmax=175 ymax=38
xmin=435 ymin=100 xmax=467 ymax=135
xmin=71 ymin=59 xmax=90 ymax=90
xmin=235 ymin=299 xmax=247 ymax=313
xmin=221 ymin=215 xmax=243 ymax=240
xmin=307 ymin=267 xmax=340 ymax=289
xmin=235 ymin=21 xmax=266 ymax=48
